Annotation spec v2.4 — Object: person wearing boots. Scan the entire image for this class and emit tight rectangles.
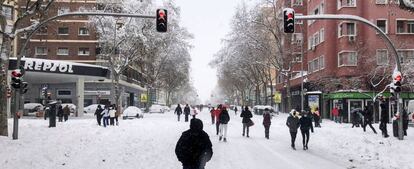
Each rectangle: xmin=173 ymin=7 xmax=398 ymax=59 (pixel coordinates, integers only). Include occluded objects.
xmin=299 ymin=110 xmax=314 ymax=150
xmin=286 ymin=110 xmax=300 ymax=150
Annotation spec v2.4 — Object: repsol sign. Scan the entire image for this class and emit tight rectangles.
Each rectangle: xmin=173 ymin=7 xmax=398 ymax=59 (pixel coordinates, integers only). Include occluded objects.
xmin=24 ymin=59 xmax=74 ymax=73
xmin=9 ymin=58 xmax=109 ymax=78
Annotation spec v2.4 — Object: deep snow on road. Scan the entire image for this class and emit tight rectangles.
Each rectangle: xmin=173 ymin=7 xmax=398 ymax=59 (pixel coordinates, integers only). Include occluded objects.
xmin=1 ymin=109 xmax=413 ymax=169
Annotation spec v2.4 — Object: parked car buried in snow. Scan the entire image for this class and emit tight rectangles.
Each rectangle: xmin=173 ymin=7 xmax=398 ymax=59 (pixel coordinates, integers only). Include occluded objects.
xmin=123 ymin=106 xmax=144 ymax=119
xmin=23 ymin=103 xmax=44 ymax=116
xmin=149 ymin=104 xmax=165 ymax=113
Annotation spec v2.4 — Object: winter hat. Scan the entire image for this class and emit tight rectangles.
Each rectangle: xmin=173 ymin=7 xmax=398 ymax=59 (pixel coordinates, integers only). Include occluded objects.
xmin=190 ymin=118 xmax=203 ymax=131
xmin=290 ymin=109 xmax=296 ymax=116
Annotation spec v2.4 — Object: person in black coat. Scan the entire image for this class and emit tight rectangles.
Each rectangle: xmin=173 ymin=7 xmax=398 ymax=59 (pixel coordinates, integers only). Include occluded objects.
xmin=175 ymin=104 xmax=183 ymax=122
xmin=240 ymin=106 xmax=253 ymax=137
xmin=379 ymin=100 xmax=389 ymax=138
xmin=94 ymin=105 xmax=104 ymax=126
xmin=175 ymin=118 xmax=213 ymax=169
xmin=57 ymin=105 xmax=64 ymax=122
xmin=299 ymin=111 xmax=314 ymax=150
xmin=362 ymin=106 xmax=377 ymax=134
xmin=286 ymin=110 xmax=300 ymax=150
xmin=184 ymin=104 xmax=191 ymax=122
xmin=218 ymin=107 xmax=230 ymax=142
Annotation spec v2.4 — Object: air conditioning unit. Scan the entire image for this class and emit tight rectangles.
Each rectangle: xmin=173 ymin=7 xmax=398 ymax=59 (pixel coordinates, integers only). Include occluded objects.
xmin=348 ymin=35 xmax=356 ymax=42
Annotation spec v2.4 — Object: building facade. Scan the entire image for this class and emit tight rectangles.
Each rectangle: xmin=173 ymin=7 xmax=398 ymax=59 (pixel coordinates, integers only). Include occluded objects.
xmin=277 ymin=0 xmax=414 ymax=122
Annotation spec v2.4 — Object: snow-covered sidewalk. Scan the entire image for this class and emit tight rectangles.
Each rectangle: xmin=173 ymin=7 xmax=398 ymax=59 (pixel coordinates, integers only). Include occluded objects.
xmin=0 ymin=110 xmax=413 ymax=169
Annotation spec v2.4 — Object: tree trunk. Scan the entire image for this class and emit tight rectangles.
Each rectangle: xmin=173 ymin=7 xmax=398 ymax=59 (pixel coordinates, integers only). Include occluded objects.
xmin=286 ymin=76 xmax=292 ymax=112
xmin=264 ymin=84 xmax=268 ymax=105
xmin=255 ymin=85 xmax=260 ymax=105
xmin=0 ymin=37 xmax=10 ymax=136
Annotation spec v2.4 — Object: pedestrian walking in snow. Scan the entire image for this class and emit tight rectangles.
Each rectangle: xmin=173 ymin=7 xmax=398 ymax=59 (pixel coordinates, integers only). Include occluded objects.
xmin=219 ymin=106 xmax=230 ymax=142
xmin=331 ymin=106 xmax=339 ymax=123
xmin=175 ymin=118 xmax=213 ymax=169
xmin=95 ymin=105 xmax=104 ymax=126
xmin=214 ymin=105 xmax=222 ymax=135
xmin=299 ymin=110 xmax=314 ymax=150
xmin=403 ymin=110 xmax=409 ymax=136
xmin=263 ymin=108 xmax=272 ymax=139
xmin=286 ymin=110 xmax=300 ymax=150
xmin=175 ymin=104 xmax=183 ymax=122
xmin=351 ymin=108 xmax=362 ymax=128
xmin=191 ymin=107 xmax=198 ymax=119
xmin=313 ymin=107 xmax=321 ymax=128
xmin=362 ymin=106 xmax=377 ymax=134
xmin=57 ymin=105 xmax=64 ymax=122
xmin=184 ymin=104 xmax=191 ymax=122
xmin=379 ymin=99 xmax=389 ymax=138
xmin=240 ymin=106 xmax=253 ymax=137
xmin=115 ymin=105 xmax=120 ymax=126
xmin=210 ymin=107 xmax=215 ymax=124
xmin=109 ymin=106 xmax=116 ymax=126
xmin=234 ymin=106 xmax=238 ymax=115
xmin=63 ymin=105 xmax=70 ymax=122
xmin=102 ymin=105 xmax=110 ymax=127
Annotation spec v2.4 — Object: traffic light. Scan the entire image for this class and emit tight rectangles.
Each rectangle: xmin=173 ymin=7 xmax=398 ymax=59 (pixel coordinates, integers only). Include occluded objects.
xmin=390 ymin=70 xmax=402 ymax=97
xmin=11 ymin=69 xmax=23 ymax=89
xmin=20 ymin=81 xmax=28 ymax=94
xmin=283 ymin=8 xmax=295 ymax=33
xmin=156 ymin=9 xmax=168 ymax=32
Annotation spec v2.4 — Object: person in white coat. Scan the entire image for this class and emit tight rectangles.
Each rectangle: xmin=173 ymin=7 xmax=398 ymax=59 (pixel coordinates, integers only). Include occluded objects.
xmin=101 ymin=105 xmax=110 ymax=127
xmin=109 ymin=106 xmax=116 ymax=126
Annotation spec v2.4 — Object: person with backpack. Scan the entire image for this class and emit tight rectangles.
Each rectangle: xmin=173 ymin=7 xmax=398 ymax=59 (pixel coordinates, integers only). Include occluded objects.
xmin=286 ymin=109 xmax=300 ymax=150
xmin=184 ymin=104 xmax=191 ymax=122
xmin=218 ymin=106 xmax=230 ymax=142
xmin=175 ymin=104 xmax=183 ymax=122
xmin=263 ymin=108 xmax=272 ymax=139
xmin=240 ymin=106 xmax=253 ymax=137
xmin=175 ymin=118 xmax=213 ymax=169
xmin=299 ymin=110 xmax=314 ymax=150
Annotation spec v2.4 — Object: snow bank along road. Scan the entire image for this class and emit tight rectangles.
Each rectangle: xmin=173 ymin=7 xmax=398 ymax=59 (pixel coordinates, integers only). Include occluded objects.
xmin=1 ymin=109 xmax=413 ymax=169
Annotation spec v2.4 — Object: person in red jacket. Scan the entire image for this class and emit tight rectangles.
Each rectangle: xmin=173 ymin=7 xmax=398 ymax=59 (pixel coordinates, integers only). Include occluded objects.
xmin=263 ymin=108 xmax=272 ymax=139
xmin=214 ymin=105 xmax=222 ymax=135
xmin=332 ymin=106 xmax=339 ymax=123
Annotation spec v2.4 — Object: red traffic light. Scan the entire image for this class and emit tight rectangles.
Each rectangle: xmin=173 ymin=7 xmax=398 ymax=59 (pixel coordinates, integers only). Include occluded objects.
xmin=11 ymin=69 xmax=23 ymax=78
xmin=156 ymin=9 xmax=168 ymax=32
xmin=395 ymin=74 xmax=402 ymax=81
xmin=158 ymin=9 xmax=165 ymax=18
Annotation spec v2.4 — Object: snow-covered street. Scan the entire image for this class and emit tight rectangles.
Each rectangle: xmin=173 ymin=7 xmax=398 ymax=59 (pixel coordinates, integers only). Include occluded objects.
xmin=1 ymin=109 xmax=413 ymax=169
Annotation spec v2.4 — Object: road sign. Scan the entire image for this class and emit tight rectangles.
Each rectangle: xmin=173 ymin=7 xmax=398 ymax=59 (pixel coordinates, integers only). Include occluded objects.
xmin=140 ymin=94 xmax=148 ymax=103
xmin=274 ymin=92 xmax=282 ymax=103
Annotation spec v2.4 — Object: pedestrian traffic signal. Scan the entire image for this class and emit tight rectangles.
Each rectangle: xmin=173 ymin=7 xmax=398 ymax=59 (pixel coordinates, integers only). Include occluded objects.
xmin=11 ymin=69 xmax=23 ymax=89
xmin=283 ymin=8 xmax=295 ymax=33
xmin=20 ymin=81 xmax=28 ymax=94
xmin=156 ymin=9 xmax=168 ymax=32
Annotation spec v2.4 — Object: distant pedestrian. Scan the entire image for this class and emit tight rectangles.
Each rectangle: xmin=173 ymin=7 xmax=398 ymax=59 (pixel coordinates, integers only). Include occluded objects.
xmin=263 ymin=108 xmax=272 ymax=139
xmin=57 ymin=105 xmax=64 ymax=122
xmin=379 ymin=99 xmax=389 ymax=138
xmin=286 ymin=109 xmax=300 ymax=150
xmin=95 ymin=105 xmax=104 ymax=126
xmin=240 ymin=106 xmax=253 ymax=137
xmin=332 ymin=106 xmax=339 ymax=123
xmin=191 ymin=107 xmax=198 ymax=119
xmin=299 ymin=110 xmax=314 ymax=150
xmin=102 ymin=105 xmax=110 ymax=127
xmin=175 ymin=104 xmax=183 ymax=122
xmin=234 ymin=106 xmax=238 ymax=115
xmin=210 ymin=107 xmax=215 ymax=124
xmin=63 ymin=105 xmax=70 ymax=122
xmin=184 ymin=104 xmax=191 ymax=122
xmin=175 ymin=118 xmax=213 ymax=169
xmin=219 ymin=106 xmax=230 ymax=142
xmin=313 ymin=107 xmax=321 ymax=127
xmin=214 ymin=105 xmax=222 ymax=135
xmin=114 ymin=105 xmax=120 ymax=126
xmin=109 ymin=106 xmax=116 ymax=126
xmin=362 ymin=106 xmax=377 ymax=134
xmin=351 ymin=109 xmax=362 ymax=128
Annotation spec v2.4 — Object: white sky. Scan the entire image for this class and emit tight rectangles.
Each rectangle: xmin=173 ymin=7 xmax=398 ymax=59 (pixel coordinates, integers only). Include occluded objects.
xmin=156 ymin=0 xmax=255 ymax=103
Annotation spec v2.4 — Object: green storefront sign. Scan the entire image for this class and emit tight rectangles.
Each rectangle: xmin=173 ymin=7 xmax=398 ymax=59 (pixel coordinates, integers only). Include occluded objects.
xmin=323 ymin=92 xmax=414 ymax=100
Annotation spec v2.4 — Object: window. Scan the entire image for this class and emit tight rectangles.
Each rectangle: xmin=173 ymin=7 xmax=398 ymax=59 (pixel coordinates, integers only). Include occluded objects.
xmin=277 ymin=75 xmax=283 ymax=84
xmin=79 ymin=27 xmax=89 ymax=35
xmin=396 ymin=20 xmax=414 ymax=34
xmin=376 ymin=20 xmax=387 ymax=33
xmin=35 ymin=47 xmax=47 ymax=55
xmin=338 ymin=51 xmax=358 ymax=66
xmin=293 ymin=53 xmax=302 ymax=62
xmin=58 ymin=27 xmax=69 ymax=35
xmin=58 ymin=7 xmax=70 ymax=15
xmin=57 ymin=90 xmax=72 ymax=97
xmin=320 ymin=28 xmax=325 ymax=42
xmin=339 ymin=22 xmax=356 ymax=37
xmin=57 ymin=48 xmax=69 ymax=56
xmin=292 ymin=0 xmax=303 ymax=6
xmin=314 ymin=32 xmax=320 ymax=46
xmin=308 ymin=37 xmax=312 ymax=50
xmin=376 ymin=49 xmax=388 ymax=65
xmin=292 ymin=33 xmax=303 ymax=44
xmin=308 ymin=2 xmax=324 ymax=25
xmin=2 ymin=5 xmax=13 ymax=20
xmin=338 ymin=0 xmax=356 ymax=8
xmin=376 ymin=0 xmax=387 ymax=4
xmin=78 ymin=48 xmax=90 ymax=56
xmin=408 ymin=21 xmax=414 ymax=33
xmin=319 ymin=56 xmax=325 ymax=69
xmin=37 ymin=26 xmax=48 ymax=35
xmin=398 ymin=50 xmax=414 ymax=64
xmin=397 ymin=20 xmax=405 ymax=33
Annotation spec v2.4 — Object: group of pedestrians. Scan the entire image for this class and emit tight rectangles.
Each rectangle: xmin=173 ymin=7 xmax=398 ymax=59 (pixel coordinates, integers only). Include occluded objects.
xmin=175 ymin=104 xmax=199 ymax=122
xmin=94 ymin=104 xmax=119 ymax=127
xmin=57 ymin=105 xmax=70 ymax=122
xmin=286 ymin=109 xmax=314 ymax=150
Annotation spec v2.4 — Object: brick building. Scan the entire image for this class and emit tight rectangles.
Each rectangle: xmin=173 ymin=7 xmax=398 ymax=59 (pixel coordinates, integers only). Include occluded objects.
xmin=276 ymin=0 xmax=414 ymax=122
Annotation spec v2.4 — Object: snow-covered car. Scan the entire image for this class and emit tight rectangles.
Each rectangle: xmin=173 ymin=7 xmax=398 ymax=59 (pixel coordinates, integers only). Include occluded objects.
xmin=253 ymin=105 xmax=274 ymax=115
xmin=61 ymin=103 xmax=76 ymax=114
xmin=83 ymin=104 xmax=105 ymax=114
xmin=123 ymin=106 xmax=144 ymax=119
xmin=162 ymin=106 xmax=170 ymax=112
xmin=23 ymin=103 xmax=44 ymax=116
xmin=149 ymin=104 xmax=165 ymax=113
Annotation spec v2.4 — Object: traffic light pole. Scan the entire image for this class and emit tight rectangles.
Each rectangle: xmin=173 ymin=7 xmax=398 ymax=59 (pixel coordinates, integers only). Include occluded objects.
xmin=295 ymin=14 xmax=404 ymax=140
xmin=11 ymin=89 xmax=19 ymax=140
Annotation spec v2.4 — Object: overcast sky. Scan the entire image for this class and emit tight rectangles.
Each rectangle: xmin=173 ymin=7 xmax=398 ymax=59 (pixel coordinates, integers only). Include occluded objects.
xmin=156 ymin=0 xmax=254 ymax=103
